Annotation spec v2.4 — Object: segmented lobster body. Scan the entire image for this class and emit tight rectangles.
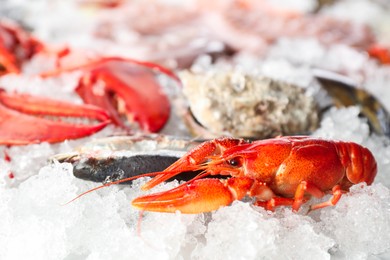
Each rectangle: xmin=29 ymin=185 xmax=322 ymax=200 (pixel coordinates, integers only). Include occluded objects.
xmin=235 ymin=137 xmax=376 ymax=197
xmin=130 ymin=136 xmax=377 ymax=213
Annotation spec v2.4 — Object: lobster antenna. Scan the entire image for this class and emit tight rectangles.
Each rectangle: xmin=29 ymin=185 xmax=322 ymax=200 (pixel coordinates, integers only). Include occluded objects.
xmin=63 ymin=171 xmax=162 ymax=205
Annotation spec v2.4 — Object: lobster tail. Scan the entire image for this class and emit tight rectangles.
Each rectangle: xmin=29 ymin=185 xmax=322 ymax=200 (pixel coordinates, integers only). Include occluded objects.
xmin=336 ymin=142 xmax=377 ymax=185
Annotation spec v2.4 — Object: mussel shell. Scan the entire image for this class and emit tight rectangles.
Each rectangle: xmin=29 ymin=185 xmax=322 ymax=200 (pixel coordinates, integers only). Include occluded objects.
xmin=313 ymin=69 xmax=390 ymax=137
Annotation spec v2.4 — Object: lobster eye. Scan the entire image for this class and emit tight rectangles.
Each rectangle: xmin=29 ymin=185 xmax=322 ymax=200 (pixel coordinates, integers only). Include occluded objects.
xmin=227 ymin=157 xmax=242 ymax=167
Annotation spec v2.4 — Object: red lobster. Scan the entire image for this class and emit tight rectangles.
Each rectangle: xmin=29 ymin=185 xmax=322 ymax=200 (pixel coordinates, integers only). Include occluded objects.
xmin=127 ymin=136 xmax=377 ymax=213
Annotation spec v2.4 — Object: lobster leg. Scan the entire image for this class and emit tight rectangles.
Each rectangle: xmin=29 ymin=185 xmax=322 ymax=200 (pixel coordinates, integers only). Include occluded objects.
xmin=254 ymin=181 xmax=339 ymax=212
xmin=292 ymin=181 xmax=325 ymax=212
xmin=255 ymin=197 xmax=295 ymax=211
xmin=250 ymin=181 xmax=305 ymax=211
xmin=290 ymin=181 xmax=346 ymax=212
xmin=309 ymin=185 xmax=343 ymax=212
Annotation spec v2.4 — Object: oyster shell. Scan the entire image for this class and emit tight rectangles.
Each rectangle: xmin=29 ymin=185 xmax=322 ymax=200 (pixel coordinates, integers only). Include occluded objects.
xmin=180 ymin=70 xmax=319 ymax=139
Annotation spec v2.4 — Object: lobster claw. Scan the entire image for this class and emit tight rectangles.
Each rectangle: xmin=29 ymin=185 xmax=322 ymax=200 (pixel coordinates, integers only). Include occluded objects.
xmin=0 ymin=90 xmax=110 ymax=145
xmin=41 ymin=57 xmax=180 ymax=133
xmin=132 ymin=177 xmax=254 ymax=214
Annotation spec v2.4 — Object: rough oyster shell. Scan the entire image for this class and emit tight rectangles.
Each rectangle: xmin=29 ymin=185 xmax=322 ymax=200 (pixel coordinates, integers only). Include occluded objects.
xmin=180 ymin=70 xmax=319 ymax=139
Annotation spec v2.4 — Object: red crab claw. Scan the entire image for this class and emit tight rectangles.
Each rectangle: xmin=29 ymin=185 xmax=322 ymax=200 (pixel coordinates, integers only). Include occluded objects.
xmin=132 ymin=177 xmax=254 ymax=214
xmin=40 ymin=57 xmax=181 ymax=133
xmin=0 ymin=90 xmax=111 ymax=145
xmin=0 ymin=19 xmax=44 ymax=74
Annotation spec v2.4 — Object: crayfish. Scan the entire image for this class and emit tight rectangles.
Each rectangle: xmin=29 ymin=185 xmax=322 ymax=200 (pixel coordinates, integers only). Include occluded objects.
xmin=76 ymin=136 xmax=377 ymax=214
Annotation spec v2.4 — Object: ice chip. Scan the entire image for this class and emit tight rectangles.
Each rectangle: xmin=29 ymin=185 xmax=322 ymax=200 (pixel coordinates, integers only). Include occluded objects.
xmin=320 ymin=184 xmax=390 ymax=258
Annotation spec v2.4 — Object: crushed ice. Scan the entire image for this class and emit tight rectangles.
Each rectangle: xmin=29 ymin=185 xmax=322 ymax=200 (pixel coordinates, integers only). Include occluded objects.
xmin=1 ymin=0 xmax=390 ymax=259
